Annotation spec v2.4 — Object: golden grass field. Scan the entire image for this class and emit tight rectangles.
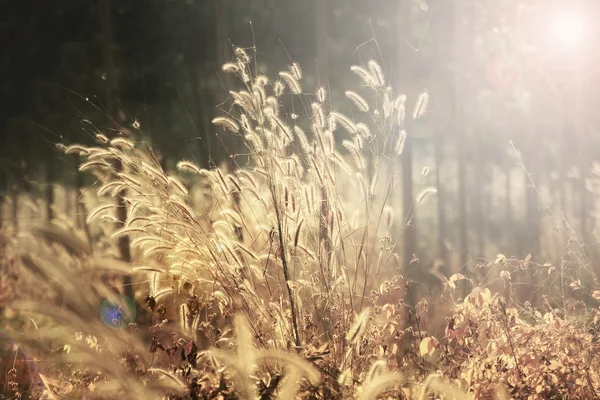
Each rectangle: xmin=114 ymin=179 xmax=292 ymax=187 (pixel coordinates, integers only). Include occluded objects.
xmin=2 ymin=52 xmax=600 ymax=399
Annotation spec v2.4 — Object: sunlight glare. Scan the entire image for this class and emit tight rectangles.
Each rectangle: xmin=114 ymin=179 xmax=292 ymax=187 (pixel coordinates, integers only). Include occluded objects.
xmin=549 ymin=11 xmax=587 ymax=47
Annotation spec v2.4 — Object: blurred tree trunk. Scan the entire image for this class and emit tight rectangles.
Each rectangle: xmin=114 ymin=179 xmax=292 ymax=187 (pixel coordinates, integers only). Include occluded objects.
xmin=215 ymin=0 xmax=233 ymax=168
xmin=74 ymin=154 xmax=92 ymax=245
xmin=505 ymin=165 xmax=514 ymax=254
xmin=315 ymin=0 xmax=328 ymax=83
xmin=473 ymin=132 xmax=484 ymax=259
xmin=216 ymin=0 xmax=231 ymax=95
xmin=99 ymin=0 xmax=133 ymax=298
xmin=64 ymin=182 xmax=72 ymax=221
xmin=215 ymin=0 xmax=244 ymax=246
xmin=45 ymin=159 xmax=54 ymax=223
xmin=0 ymin=171 xmax=5 ymax=230
xmin=187 ymin=54 xmax=208 ymax=168
xmin=398 ymin=0 xmax=415 ymax=271
xmin=524 ymin=148 xmax=539 ymax=257
xmin=11 ymin=183 xmax=18 ymax=233
xmin=431 ymin=1 xmax=448 ymax=264
xmin=435 ymin=136 xmax=447 ymax=261
xmin=575 ymin=66 xmax=588 ymax=246
xmin=186 ymin=7 xmax=212 ymax=169
xmin=454 ymin=0 xmax=470 ymax=271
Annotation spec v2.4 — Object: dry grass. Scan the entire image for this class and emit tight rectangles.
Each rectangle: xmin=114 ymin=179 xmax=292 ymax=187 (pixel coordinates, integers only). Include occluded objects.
xmin=1 ymin=48 xmax=600 ymax=399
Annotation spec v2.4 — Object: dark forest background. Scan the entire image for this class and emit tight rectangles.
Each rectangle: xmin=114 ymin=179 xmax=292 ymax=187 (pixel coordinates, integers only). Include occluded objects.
xmin=2 ymin=0 xmax=600 ymax=276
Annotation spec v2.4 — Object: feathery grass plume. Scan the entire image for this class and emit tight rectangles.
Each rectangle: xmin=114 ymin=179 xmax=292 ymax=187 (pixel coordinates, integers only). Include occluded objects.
xmin=316 ymin=87 xmax=327 ymax=103
xmin=176 ymin=160 xmax=203 ymax=174
xmin=236 ymin=169 xmax=259 ymax=190
xmin=110 ymin=137 xmax=135 ymax=149
xmin=255 ymin=74 xmax=269 ymax=86
xmin=95 ymin=133 xmax=110 ymax=143
xmin=323 ymin=129 xmax=335 ymax=155
xmin=396 ymin=103 xmax=407 ymax=126
xmin=133 ymin=268 xmax=164 ymax=290
xmin=415 ymin=187 xmax=438 ymax=206
xmin=331 ymin=111 xmax=357 ymax=134
xmin=64 ymin=144 xmax=90 ymax=155
xmin=343 ymin=140 xmax=365 ymax=171
xmin=294 ymin=125 xmax=311 ymax=155
xmin=390 ymin=94 xmax=407 ymax=118
xmin=86 ymin=204 xmax=115 ymax=224
xmin=222 ymin=62 xmax=240 ymax=73
xmin=382 ymin=206 xmax=395 ymax=228
xmin=328 ymin=113 xmax=337 ymax=132
xmin=279 ymin=71 xmax=302 ymax=94
xmin=273 ymin=80 xmax=285 ymax=97
xmin=345 ymin=90 xmax=369 ymax=112
xmin=111 ymin=227 xmax=148 ymax=239
xmin=147 ymin=368 xmax=186 ymax=390
xmin=239 ymin=113 xmax=253 ymax=133
xmin=278 ymin=368 xmax=300 ymax=400
xmin=353 ymin=134 xmax=363 ymax=150
xmin=394 ymin=93 xmax=407 ymax=109
xmin=369 ymin=168 xmax=380 ymax=197
xmin=231 ymin=90 xmax=257 ymax=115
xmin=109 ymin=181 xmax=129 ymax=197
xmin=87 ymin=149 xmax=113 ymax=161
xmin=365 ymin=359 xmax=388 ymax=383
xmin=257 ymin=349 xmax=320 ymax=385
xmin=244 ymin=132 xmax=262 ymax=152
xmin=382 ymin=91 xmax=393 ymax=120
xmin=312 ymin=102 xmax=326 ymax=129
xmin=358 ymin=372 xmax=406 ymax=400
xmin=355 ymin=122 xmax=371 ymax=139
xmin=394 ymin=129 xmax=407 ymax=156
xmin=413 ymin=90 xmax=430 ymax=119
xmin=346 ymin=307 xmax=371 ymax=344
xmin=79 ymin=160 xmax=111 ymax=172
xmin=289 ymin=62 xmax=303 ymax=80
xmin=253 ymin=84 xmax=267 ymax=108
xmin=232 ymin=313 xmax=257 ymax=400
xmin=234 ymin=47 xmax=250 ymax=64
xmin=99 ymin=214 xmax=120 ymax=224
xmin=212 ymin=116 xmax=240 ymax=133
xmin=350 ymin=65 xmax=375 ymax=86
xmin=264 ymin=100 xmax=280 ymax=122
xmin=368 ymin=60 xmax=385 ymax=87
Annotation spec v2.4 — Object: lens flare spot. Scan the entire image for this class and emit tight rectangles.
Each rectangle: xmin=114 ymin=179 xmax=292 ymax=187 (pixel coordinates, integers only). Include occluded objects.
xmin=100 ymin=295 xmax=136 ymax=329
